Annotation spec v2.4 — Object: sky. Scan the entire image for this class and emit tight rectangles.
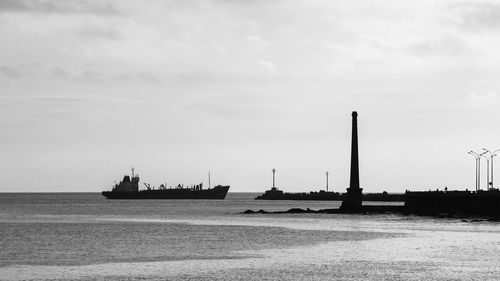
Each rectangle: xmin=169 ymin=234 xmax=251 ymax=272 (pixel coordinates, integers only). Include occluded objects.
xmin=1 ymin=0 xmax=500 ymax=192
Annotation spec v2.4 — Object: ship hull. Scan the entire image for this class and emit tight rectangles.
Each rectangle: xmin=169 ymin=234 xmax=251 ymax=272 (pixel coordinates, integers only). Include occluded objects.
xmin=102 ymin=186 xmax=230 ymax=199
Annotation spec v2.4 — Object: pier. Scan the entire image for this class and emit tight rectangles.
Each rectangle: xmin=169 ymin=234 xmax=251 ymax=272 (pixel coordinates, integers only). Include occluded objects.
xmin=244 ymin=111 xmax=500 ymax=219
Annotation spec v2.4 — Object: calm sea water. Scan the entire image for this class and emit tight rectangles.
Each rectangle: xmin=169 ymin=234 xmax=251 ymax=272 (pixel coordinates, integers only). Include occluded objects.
xmin=1 ymin=192 xmax=500 ymax=280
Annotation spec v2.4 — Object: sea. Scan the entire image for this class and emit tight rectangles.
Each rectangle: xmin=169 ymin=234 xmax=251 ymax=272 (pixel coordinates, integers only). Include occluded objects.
xmin=1 ymin=192 xmax=500 ymax=281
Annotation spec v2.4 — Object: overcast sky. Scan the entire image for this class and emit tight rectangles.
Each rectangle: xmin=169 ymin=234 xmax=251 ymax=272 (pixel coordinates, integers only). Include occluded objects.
xmin=1 ymin=0 xmax=500 ymax=192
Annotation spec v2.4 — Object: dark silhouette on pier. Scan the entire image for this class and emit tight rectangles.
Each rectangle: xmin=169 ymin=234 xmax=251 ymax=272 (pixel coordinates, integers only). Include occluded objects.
xmin=340 ymin=111 xmax=363 ymax=212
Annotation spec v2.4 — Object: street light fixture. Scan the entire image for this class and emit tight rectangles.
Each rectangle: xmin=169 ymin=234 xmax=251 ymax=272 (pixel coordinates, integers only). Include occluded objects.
xmin=482 ymin=148 xmax=500 ymax=189
xmin=480 ymin=152 xmax=490 ymax=190
xmin=469 ymin=151 xmax=480 ymax=191
xmin=272 ymin=168 xmax=276 ymax=189
xmin=326 ymin=171 xmax=329 ymax=192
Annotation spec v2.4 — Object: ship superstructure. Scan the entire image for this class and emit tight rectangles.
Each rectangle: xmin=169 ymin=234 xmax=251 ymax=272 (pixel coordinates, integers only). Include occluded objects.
xmin=110 ymin=168 xmax=140 ymax=192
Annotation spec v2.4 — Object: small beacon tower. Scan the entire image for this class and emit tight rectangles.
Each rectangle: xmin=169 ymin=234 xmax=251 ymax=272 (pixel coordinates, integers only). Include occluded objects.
xmin=271 ymin=168 xmax=277 ymax=190
xmin=340 ymin=111 xmax=363 ymax=211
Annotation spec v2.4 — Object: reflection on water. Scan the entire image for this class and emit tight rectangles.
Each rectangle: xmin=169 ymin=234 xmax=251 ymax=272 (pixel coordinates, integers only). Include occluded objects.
xmin=1 ymin=193 xmax=500 ymax=280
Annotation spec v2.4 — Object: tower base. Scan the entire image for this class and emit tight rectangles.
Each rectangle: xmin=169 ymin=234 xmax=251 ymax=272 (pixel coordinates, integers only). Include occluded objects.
xmin=340 ymin=187 xmax=363 ymax=212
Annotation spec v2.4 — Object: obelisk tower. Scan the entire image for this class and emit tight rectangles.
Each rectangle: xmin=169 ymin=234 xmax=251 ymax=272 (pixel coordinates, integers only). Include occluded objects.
xmin=340 ymin=111 xmax=363 ymax=211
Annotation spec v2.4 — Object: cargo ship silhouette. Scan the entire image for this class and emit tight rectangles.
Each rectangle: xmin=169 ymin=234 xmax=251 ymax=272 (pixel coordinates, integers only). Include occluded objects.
xmin=102 ymin=169 xmax=230 ymax=199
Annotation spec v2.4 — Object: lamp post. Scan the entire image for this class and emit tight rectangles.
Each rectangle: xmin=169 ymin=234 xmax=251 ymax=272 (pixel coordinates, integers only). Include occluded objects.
xmin=326 ymin=171 xmax=329 ymax=192
xmin=480 ymin=153 xmax=490 ymax=190
xmin=482 ymin=148 xmax=500 ymax=189
xmin=469 ymin=151 xmax=480 ymax=191
xmin=272 ymin=168 xmax=276 ymax=189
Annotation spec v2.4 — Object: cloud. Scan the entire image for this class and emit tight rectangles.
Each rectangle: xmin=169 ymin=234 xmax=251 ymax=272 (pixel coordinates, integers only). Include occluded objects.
xmin=112 ymin=72 xmax=161 ymax=85
xmin=407 ymin=35 xmax=468 ymax=57
xmin=464 ymin=91 xmax=499 ymax=103
xmin=0 ymin=65 xmax=19 ymax=78
xmin=258 ymin=59 xmax=276 ymax=72
xmin=49 ymin=66 xmax=162 ymax=85
xmin=50 ymin=67 xmax=103 ymax=83
xmin=0 ymin=63 xmax=41 ymax=79
xmin=243 ymin=35 xmax=268 ymax=52
xmin=188 ymin=100 xmax=275 ymax=120
xmin=77 ymin=24 xmax=123 ymax=39
xmin=209 ymin=41 xmax=229 ymax=55
xmin=0 ymin=92 xmax=132 ymax=102
xmin=450 ymin=1 xmax=500 ymax=30
xmin=0 ymin=0 xmax=119 ymax=15
xmin=51 ymin=67 xmax=72 ymax=80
